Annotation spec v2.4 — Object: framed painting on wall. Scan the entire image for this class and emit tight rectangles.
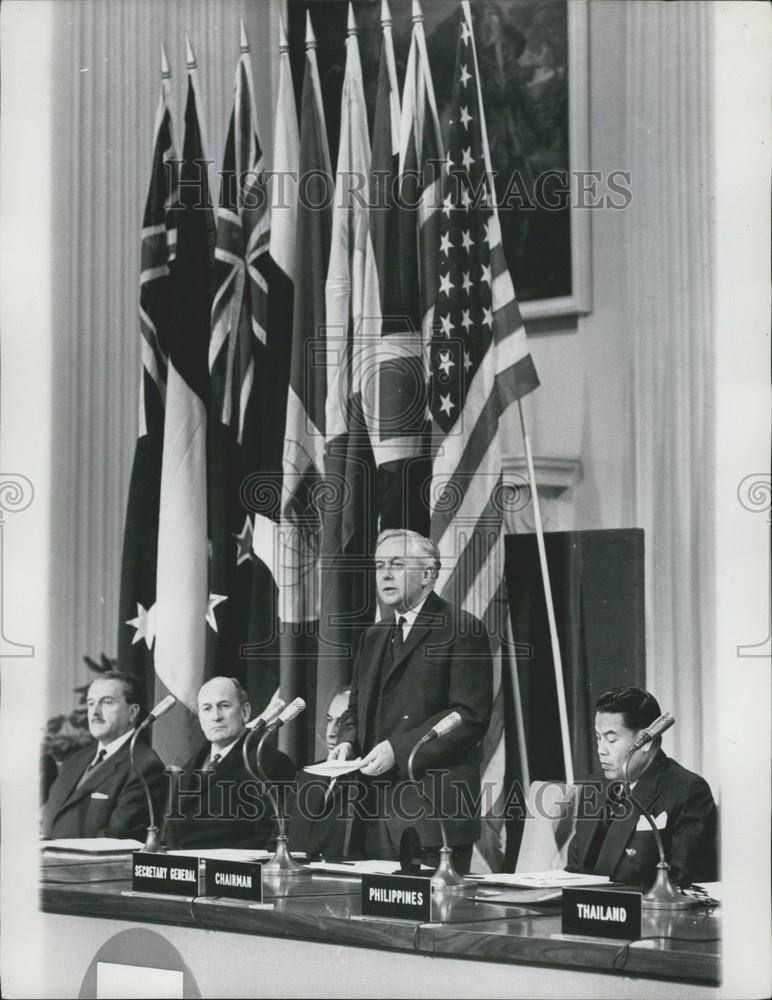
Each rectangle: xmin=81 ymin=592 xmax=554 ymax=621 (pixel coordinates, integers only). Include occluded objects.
xmin=289 ymin=0 xmax=591 ymax=321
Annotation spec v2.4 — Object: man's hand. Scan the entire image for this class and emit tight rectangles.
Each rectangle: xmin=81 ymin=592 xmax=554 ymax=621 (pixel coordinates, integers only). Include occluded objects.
xmin=360 ymin=740 xmax=396 ymax=777
xmin=328 ymin=741 xmax=353 ymax=762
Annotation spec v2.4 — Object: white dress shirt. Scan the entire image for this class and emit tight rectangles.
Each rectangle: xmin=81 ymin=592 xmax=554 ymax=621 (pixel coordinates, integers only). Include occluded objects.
xmin=396 ymin=593 xmax=431 ymax=640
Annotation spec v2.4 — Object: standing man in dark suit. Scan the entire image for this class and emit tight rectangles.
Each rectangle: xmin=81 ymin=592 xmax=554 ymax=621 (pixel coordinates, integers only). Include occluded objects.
xmin=567 ymin=687 xmax=718 ymax=888
xmin=165 ymin=676 xmax=295 ymax=850
xmin=331 ymin=529 xmax=493 ymax=873
xmin=42 ymin=670 xmax=165 ymax=841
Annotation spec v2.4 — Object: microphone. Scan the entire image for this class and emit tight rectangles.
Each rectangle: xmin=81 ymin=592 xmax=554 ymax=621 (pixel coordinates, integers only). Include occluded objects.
xmin=621 ymin=712 xmax=698 ymax=909
xmin=254 ymin=697 xmax=307 ymax=876
xmin=430 ymin=711 xmax=462 ymax=739
xmin=130 ymin=696 xmax=178 ymax=853
xmin=246 ymin=697 xmax=286 ymax=732
xmin=631 ymin=713 xmax=675 ymax=751
xmin=406 ymin=710 xmax=467 ymax=891
xmin=147 ymin=694 xmax=176 ymax=722
xmin=269 ymin=696 xmax=306 ymax=732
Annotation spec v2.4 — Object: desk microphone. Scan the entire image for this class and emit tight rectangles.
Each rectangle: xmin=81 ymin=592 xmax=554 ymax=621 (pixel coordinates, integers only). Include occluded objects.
xmin=407 ymin=711 xmax=466 ymax=891
xmin=137 ymin=694 xmax=177 ymax=730
xmin=631 ymin=712 xmax=675 ymax=751
xmin=622 ymin=712 xmax=697 ymax=910
xmin=430 ymin=711 xmax=462 ymax=740
xmin=130 ymin=695 xmax=178 ymax=853
xmin=267 ymin=697 xmax=306 ymax=733
xmin=246 ymin=696 xmax=286 ymax=733
xmin=255 ymin=697 xmax=306 ymax=876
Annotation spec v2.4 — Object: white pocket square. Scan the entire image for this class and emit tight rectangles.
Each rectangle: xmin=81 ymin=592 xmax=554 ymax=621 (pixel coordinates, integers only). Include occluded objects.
xmin=636 ymin=810 xmax=667 ymax=831
xmin=90 ymin=791 xmax=109 ymax=800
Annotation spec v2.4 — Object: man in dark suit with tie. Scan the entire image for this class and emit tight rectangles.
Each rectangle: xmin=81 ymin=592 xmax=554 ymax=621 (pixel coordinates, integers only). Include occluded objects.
xmin=331 ymin=529 xmax=493 ymax=873
xmin=567 ymin=687 xmax=718 ymax=888
xmin=165 ymin=676 xmax=295 ymax=850
xmin=42 ymin=670 xmax=165 ymax=841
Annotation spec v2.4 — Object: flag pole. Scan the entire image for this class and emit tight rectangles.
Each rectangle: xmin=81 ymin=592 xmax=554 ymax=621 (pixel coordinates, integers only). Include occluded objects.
xmin=505 ymin=614 xmax=531 ymax=793
xmin=517 ymin=398 xmax=574 ymax=785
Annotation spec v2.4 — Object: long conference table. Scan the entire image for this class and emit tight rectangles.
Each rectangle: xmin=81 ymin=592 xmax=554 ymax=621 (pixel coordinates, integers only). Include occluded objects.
xmin=40 ymin=854 xmax=720 ymax=998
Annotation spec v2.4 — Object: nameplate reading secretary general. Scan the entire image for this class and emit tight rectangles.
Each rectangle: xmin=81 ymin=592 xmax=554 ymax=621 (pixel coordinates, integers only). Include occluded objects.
xmin=330 ymin=529 xmax=493 ymax=873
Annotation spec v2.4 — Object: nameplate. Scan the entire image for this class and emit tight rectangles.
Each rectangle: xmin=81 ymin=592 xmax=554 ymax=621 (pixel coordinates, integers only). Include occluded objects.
xmin=562 ymin=887 xmax=642 ymax=940
xmin=203 ymin=859 xmax=263 ymax=903
xmin=132 ymin=852 xmax=198 ymax=896
xmin=361 ymin=873 xmax=432 ymax=921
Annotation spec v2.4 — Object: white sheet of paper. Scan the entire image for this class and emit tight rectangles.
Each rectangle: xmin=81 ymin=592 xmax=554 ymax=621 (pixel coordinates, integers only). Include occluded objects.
xmin=470 ymin=870 xmax=611 ymax=889
xmin=166 ymin=848 xmax=272 ymax=862
xmin=42 ymin=838 xmax=143 ymax=854
xmin=303 ymin=758 xmax=364 ymax=777
xmin=308 ymin=860 xmax=402 ymax=876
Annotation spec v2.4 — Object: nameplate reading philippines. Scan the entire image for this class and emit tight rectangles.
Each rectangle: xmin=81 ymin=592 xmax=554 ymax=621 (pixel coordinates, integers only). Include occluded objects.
xmin=361 ymin=874 xmax=432 ymax=921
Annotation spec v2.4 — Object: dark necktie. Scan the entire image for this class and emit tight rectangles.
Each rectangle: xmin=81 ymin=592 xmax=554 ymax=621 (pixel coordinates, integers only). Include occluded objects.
xmin=392 ymin=615 xmax=407 ymax=649
xmin=76 ymin=748 xmax=106 ymax=789
xmin=204 ymin=752 xmax=222 ymax=773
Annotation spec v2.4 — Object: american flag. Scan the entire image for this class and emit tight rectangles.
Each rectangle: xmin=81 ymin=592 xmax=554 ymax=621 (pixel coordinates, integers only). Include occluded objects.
xmin=429 ymin=1 xmax=540 ymax=872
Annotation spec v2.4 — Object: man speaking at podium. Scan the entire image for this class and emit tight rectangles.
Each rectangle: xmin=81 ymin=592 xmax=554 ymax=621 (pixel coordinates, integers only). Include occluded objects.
xmin=330 ymin=530 xmax=493 ymax=874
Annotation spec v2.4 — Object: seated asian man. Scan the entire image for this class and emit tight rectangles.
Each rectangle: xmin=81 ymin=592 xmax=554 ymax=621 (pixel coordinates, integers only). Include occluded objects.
xmin=567 ymin=686 xmax=718 ymax=888
xmin=42 ymin=670 xmax=165 ymax=841
xmin=164 ymin=676 xmax=295 ymax=850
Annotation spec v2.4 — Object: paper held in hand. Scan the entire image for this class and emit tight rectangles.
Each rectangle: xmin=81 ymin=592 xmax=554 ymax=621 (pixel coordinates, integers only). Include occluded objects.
xmin=303 ymin=758 xmax=364 ymax=778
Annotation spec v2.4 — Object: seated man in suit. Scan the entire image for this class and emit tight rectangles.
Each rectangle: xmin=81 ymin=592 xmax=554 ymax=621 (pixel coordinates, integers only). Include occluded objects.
xmin=42 ymin=670 xmax=165 ymax=840
xmin=165 ymin=676 xmax=295 ymax=850
xmin=330 ymin=529 xmax=493 ymax=874
xmin=567 ymin=686 xmax=718 ymax=888
xmin=287 ymin=687 xmax=352 ymax=861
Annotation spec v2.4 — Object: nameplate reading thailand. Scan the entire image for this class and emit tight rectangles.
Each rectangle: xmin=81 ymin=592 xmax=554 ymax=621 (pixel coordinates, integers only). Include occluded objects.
xmin=562 ymin=887 xmax=642 ymax=940
xmin=203 ymin=859 xmax=263 ymax=903
xmin=132 ymin=853 xmax=198 ymax=896
xmin=361 ymin=874 xmax=432 ymax=921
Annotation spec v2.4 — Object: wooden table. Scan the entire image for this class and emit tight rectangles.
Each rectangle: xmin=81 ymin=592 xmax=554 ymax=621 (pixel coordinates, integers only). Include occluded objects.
xmin=39 ymin=856 xmax=720 ymax=998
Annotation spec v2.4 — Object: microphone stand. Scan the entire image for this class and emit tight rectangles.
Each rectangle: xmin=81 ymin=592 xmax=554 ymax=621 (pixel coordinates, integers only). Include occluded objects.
xmin=242 ymin=726 xmax=304 ymax=876
xmin=622 ymin=748 xmax=698 ymax=909
xmin=407 ymin=737 xmax=466 ymax=892
xmin=130 ymin=725 xmax=162 ymax=853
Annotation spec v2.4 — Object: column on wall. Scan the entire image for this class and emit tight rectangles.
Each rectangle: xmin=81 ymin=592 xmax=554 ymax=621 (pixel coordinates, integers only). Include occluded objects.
xmin=623 ymin=1 xmax=716 ymax=782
